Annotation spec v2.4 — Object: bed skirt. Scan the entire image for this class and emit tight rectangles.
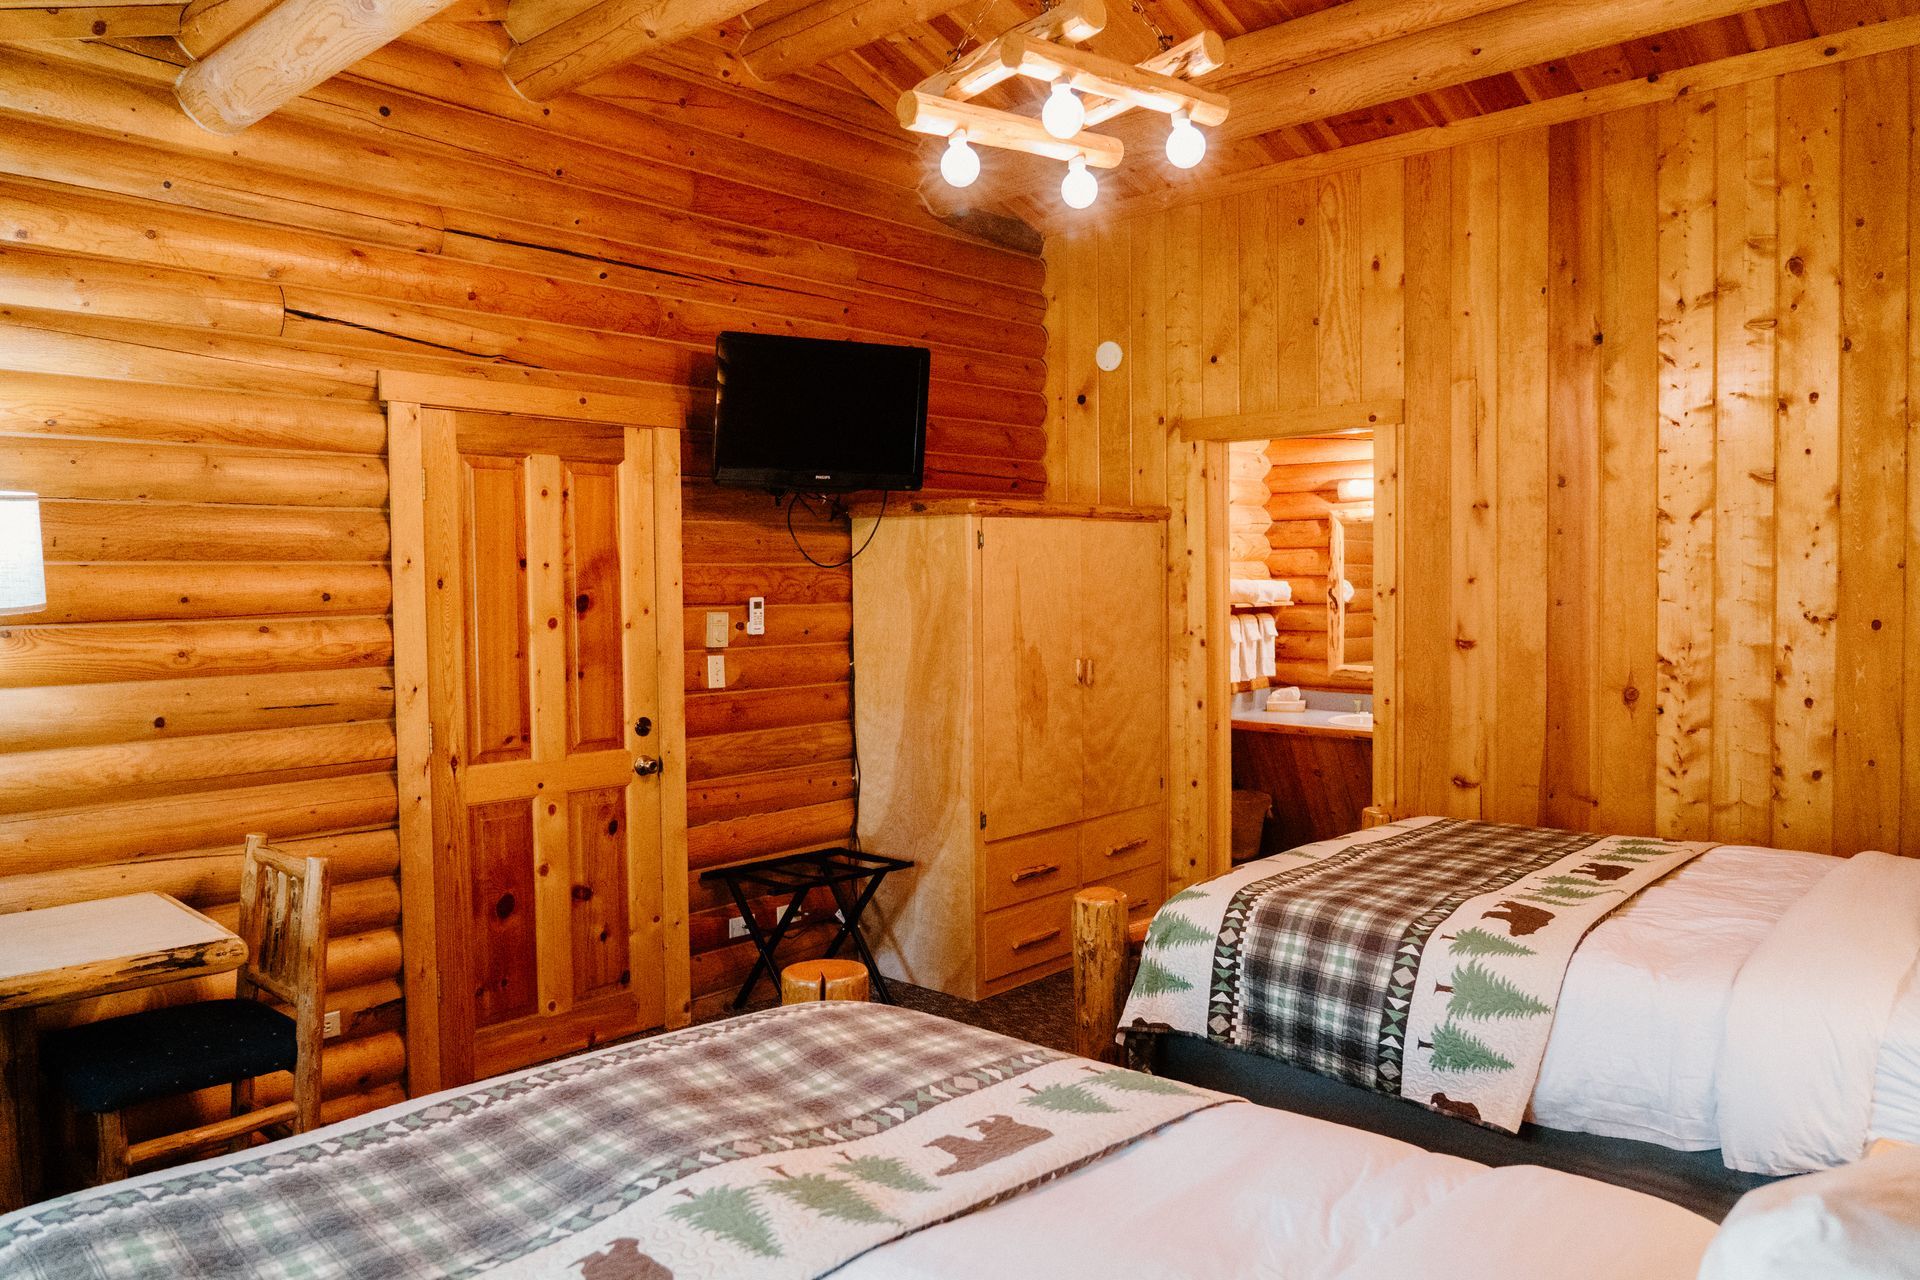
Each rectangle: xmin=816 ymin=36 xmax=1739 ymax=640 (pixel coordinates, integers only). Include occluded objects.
xmin=1143 ymin=1029 xmax=1777 ymax=1221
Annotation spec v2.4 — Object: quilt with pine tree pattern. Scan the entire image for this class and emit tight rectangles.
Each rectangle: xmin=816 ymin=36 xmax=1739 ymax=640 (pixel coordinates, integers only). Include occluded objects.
xmin=0 ymin=1003 xmax=1230 ymax=1280
xmin=1122 ymin=816 xmax=1712 ymax=1132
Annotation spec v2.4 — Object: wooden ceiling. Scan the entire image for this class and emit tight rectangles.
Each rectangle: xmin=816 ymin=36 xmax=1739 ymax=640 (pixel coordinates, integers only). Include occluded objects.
xmin=3 ymin=0 xmax=1917 ymax=238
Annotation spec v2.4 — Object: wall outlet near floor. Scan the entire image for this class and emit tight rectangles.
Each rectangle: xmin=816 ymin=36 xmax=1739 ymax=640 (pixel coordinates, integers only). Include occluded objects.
xmin=728 ymin=915 xmax=751 ymax=940
xmin=706 ymin=654 xmax=726 ymax=689
xmin=323 ymin=1010 xmax=342 ymax=1039
xmin=704 ymin=611 xmax=730 ymax=648
xmin=747 ymin=596 xmax=765 ymax=636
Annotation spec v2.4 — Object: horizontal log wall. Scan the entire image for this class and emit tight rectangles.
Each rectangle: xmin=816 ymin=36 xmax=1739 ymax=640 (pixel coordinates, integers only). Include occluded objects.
xmin=0 ymin=25 xmax=1045 ymax=1127
xmin=1264 ymin=434 xmax=1373 ymax=692
xmin=1050 ymin=53 xmax=1920 ymax=858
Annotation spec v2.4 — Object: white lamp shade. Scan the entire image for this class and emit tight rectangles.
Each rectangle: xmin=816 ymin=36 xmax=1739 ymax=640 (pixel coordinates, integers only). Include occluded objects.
xmin=0 ymin=491 xmax=45 ymax=617
xmin=1042 ymin=83 xmax=1085 ymax=140
xmin=1061 ymin=156 xmax=1098 ymax=209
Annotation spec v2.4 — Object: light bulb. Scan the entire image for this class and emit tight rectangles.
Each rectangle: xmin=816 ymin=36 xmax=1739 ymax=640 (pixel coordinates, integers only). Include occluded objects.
xmin=940 ymin=130 xmax=980 ymax=188
xmin=1060 ymin=155 xmax=1097 ymax=210
xmin=1041 ymin=82 xmax=1085 ymax=140
xmin=1165 ymin=110 xmax=1206 ymax=169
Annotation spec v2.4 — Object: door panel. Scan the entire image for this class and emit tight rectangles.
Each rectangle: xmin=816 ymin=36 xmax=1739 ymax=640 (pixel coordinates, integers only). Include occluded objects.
xmin=565 ymin=463 xmax=625 ymax=753
xmin=462 ymin=457 xmax=531 ymax=766
xmin=420 ymin=409 xmax=669 ymax=1080
xmin=468 ymin=799 xmax=537 ymax=1026
xmin=980 ymin=518 xmax=1082 ymax=840
xmin=1081 ymin=521 xmax=1166 ymax=819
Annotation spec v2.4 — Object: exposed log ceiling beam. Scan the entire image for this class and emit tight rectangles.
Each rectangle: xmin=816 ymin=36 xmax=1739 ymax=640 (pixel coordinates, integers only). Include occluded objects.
xmin=1215 ymin=0 xmax=1787 ymax=142
xmin=176 ymin=0 xmax=276 ymax=57
xmin=0 ymin=4 xmax=185 ymax=39
xmin=740 ymin=0 xmax=972 ymax=81
xmin=500 ymin=0 xmax=593 ymax=42
xmin=503 ymin=0 xmax=762 ymax=101
xmin=175 ymin=0 xmax=458 ymax=132
xmin=1081 ymin=10 xmax=1920 ymax=226
xmin=1212 ymin=0 xmax=1526 ymax=84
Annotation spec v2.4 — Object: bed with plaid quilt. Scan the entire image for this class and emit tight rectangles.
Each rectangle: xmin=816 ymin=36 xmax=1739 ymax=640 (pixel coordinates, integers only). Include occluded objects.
xmin=1122 ymin=816 xmax=1713 ymax=1132
xmin=0 ymin=1002 xmax=1227 ymax=1280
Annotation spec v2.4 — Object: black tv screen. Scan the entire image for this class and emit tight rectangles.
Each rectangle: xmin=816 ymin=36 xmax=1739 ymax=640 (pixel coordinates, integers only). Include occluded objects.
xmin=711 ymin=332 xmax=929 ymax=493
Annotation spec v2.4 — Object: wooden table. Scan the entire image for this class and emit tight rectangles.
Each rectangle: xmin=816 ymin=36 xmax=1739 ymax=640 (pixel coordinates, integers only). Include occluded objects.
xmin=0 ymin=893 xmax=245 ymax=1211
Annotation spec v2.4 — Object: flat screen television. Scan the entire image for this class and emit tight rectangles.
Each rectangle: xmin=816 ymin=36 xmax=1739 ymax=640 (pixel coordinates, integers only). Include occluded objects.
xmin=711 ymin=332 xmax=929 ymax=493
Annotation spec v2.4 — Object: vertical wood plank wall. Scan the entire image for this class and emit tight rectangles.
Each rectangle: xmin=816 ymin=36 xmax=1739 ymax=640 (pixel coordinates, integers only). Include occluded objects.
xmin=1048 ymin=56 xmax=1920 ymax=860
xmin=0 ymin=28 xmax=1045 ymax=1125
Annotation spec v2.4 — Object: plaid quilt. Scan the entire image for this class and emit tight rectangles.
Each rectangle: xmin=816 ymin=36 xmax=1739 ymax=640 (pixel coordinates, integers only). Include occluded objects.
xmin=0 ymin=1002 xmax=1228 ymax=1280
xmin=1123 ymin=817 xmax=1712 ymax=1131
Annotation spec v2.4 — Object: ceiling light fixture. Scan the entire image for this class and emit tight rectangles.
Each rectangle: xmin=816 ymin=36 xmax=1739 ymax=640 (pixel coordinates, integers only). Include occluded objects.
xmin=940 ymin=129 xmax=980 ymax=187
xmin=1061 ymin=154 xmax=1098 ymax=209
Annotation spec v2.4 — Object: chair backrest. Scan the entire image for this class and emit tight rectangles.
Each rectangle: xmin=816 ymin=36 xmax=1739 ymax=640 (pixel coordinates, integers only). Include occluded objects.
xmin=235 ymin=834 xmax=329 ymax=1019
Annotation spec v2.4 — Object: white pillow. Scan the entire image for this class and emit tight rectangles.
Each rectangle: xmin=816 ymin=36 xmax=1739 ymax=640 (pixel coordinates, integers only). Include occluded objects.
xmin=1699 ymin=1147 xmax=1920 ymax=1280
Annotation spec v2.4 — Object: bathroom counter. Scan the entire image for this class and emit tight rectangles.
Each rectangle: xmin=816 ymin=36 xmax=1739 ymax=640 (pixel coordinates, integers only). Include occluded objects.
xmin=1229 ymin=693 xmax=1373 ymax=741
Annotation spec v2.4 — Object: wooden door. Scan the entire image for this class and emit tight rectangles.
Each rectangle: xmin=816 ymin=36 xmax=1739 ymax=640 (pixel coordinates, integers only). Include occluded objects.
xmin=980 ymin=517 xmax=1082 ymax=841
xmin=398 ymin=398 xmax=683 ymax=1086
xmin=1080 ymin=519 xmax=1166 ymax=818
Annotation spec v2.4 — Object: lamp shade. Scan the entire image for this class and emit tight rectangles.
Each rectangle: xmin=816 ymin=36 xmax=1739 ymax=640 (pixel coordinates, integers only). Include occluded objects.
xmin=0 ymin=492 xmax=46 ymax=617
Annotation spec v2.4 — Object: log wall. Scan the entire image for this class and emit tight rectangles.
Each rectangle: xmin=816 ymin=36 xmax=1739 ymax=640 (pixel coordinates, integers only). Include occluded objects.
xmin=0 ymin=25 xmax=1045 ymax=1128
xmin=1264 ymin=434 xmax=1373 ymax=692
xmin=1049 ymin=52 xmax=1920 ymax=858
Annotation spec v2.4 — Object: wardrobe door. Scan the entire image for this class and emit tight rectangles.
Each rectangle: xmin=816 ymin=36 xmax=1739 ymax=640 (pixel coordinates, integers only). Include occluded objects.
xmin=1080 ymin=519 xmax=1165 ymax=819
xmin=980 ymin=517 xmax=1083 ymax=840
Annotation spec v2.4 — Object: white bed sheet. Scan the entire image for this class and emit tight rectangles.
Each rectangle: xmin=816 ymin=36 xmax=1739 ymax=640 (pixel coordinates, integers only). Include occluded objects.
xmin=845 ymin=1104 xmax=1715 ymax=1280
xmin=1528 ymin=844 xmax=1838 ymax=1149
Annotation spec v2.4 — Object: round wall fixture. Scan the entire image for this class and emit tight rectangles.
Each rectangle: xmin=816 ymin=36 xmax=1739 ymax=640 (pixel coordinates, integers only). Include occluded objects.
xmin=1095 ymin=341 xmax=1124 ymax=372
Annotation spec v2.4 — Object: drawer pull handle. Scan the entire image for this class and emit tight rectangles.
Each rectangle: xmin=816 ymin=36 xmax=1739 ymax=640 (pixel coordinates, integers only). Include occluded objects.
xmin=1010 ymin=863 xmax=1060 ymax=884
xmin=1128 ymin=898 xmax=1148 ymax=911
xmin=1011 ymin=927 xmax=1062 ymax=952
xmin=1105 ymin=837 xmax=1151 ymax=858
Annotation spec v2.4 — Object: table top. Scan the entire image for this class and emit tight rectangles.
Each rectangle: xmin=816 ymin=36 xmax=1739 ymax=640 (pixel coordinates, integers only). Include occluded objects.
xmin=0 ymin=893 xmax=246 ymax=1013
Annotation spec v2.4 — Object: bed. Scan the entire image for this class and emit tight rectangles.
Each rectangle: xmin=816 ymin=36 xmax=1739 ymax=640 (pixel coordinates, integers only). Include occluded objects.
xmin=0 ymin=1001 xmax=1723 ymax=1280
xmin=1102 ymin=816 xmax=1920 ymax=1217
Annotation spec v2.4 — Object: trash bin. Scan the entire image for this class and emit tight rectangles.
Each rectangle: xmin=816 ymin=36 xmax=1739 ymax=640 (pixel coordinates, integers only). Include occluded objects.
xmin=1231 ymin=790 xmax=1272 ymax=863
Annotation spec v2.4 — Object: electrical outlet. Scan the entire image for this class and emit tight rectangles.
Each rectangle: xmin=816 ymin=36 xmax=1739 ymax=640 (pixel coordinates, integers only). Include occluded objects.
xmin=706 ymin=654 xmax=726 ymax=689
xmin=323 ymin=1010 xmax=342 ymax=1039
xmin=728 ymin=915 xmax=750 ymax=940
xmin=704 ymin=610 xmax=730 ymax=648
xmin=747 ymin=596 xmax=765 ymax=636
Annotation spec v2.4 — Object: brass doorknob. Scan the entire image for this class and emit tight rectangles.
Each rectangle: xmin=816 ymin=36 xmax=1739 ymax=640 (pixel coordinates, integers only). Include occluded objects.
xmin=633 ymin=756 xmax=663 ymax=777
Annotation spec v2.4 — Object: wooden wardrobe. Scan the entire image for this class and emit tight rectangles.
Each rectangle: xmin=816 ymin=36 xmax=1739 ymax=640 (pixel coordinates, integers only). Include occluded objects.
xmin=852 ymin=501 xmax=1168 ymax=1000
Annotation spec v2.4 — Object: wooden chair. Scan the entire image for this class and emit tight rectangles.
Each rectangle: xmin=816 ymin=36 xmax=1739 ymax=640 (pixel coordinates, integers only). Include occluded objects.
xmin=46 ymin=834 xmax=329 ymax=1183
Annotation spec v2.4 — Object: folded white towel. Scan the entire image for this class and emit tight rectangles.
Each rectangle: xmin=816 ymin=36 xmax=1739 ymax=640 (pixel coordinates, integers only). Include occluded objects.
xmin=1227 ymin=616 xmax=1245 ymax=683
xmin=1257 ymin=614 xmax=1278 ymax=679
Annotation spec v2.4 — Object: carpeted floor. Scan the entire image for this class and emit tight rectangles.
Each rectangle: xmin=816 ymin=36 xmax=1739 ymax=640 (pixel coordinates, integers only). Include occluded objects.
xmin=699 ymin=969 xmax=1078 ymax=1052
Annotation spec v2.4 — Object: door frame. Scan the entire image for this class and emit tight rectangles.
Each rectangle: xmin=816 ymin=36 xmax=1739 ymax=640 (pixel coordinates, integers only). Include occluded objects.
xmin=381 ymin=371 xmax=690 ymax=1096
xmin=1179 ymin=401 xmax=1403 ymax=878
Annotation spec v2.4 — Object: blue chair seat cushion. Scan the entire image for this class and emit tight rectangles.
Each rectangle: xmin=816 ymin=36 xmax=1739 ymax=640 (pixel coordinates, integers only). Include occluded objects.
xmin=45 ymin=999 xmax=297 ymax=1115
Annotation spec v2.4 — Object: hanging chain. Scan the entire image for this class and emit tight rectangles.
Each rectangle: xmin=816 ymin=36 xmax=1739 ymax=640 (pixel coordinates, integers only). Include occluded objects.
xmin=945 ymin=0 xmax=1003 ymax=65
xmin=1131 ymin=0 xmax=1175 ymax=50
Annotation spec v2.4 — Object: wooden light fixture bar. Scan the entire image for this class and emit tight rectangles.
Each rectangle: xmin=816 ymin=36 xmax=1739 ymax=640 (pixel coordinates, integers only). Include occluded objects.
xmin=897 ymin=0 xmax=1227 ymax=169
xmin=898 ymin=90 xmax=1124 ymax=167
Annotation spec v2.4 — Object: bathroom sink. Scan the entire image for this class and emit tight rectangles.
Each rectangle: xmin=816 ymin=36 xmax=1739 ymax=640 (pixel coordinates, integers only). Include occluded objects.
xmin=1327 ymin=712 xmax=1373 ymax=730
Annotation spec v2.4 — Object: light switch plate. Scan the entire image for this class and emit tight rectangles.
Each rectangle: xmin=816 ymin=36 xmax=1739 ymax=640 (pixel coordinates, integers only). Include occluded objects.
xmin=706 ymin=654 xmax=726 ymax=689
xmin=323 ymin=1010 xmax=342 ymax=1039
xmin=704 ymin=610 xmax=730 ymax=648
xmin=747 ymin=596 xmax=765 ymax=636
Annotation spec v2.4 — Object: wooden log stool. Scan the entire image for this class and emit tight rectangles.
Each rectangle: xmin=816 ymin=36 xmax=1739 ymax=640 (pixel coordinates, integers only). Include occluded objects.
xmin=780 ymin=959 xmax=871 ymax=1004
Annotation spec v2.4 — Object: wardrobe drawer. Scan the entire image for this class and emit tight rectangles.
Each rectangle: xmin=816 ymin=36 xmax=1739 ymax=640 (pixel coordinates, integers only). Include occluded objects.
xmin=1089 ymin=863 xmax=1164 ymax=931
xmin=1077 ymin=804 xmax=1165 ymax=882
xmin=981 ymin=825 xmax=1079 ymax=914
xmin=981 ymin=890 xmax=1074 ymax=982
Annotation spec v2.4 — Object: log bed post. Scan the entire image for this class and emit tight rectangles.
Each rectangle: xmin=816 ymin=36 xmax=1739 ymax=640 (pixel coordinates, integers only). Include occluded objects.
xmin=1360 ymin=805 xmax=1393 ymax=829
xmin=1073 ymin=886 xmax=1129 ymax=1063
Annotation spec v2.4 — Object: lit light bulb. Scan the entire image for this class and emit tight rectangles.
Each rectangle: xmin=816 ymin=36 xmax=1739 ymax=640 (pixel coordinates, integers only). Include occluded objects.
xmin=1165 ymin=109 xmax=1206 ymax=169
xmin=1041 ymin=81 xmax=1085 ymax=140
xmin=940 ymin=130 xmax=980 ymax=188
xmin=1060 ymin=155 xmax=1098 ymax=210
